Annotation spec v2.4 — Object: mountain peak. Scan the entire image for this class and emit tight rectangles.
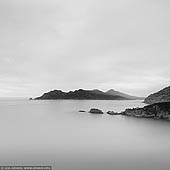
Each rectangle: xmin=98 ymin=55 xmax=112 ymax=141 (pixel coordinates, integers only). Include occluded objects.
xmin=91 ymin=89 xmax=105 ymax=95
xmin=106 ymin=89 xmax=142 ymax=100
xmin=107 ymin=89 xmax=115 ymax=92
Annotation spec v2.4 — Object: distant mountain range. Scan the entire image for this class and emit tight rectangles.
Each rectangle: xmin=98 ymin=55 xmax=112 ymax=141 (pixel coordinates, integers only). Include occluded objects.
xmin=105 ymin=89 xmax=143 ymax=100
xmin=144 ymin=86 xmax=170 ymax=104
xmin=35 ymin=89 xmax=143 ymax=100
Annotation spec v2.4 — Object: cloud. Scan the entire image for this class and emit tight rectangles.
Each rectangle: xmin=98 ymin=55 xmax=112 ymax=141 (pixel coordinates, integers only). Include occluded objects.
xmin=0 ymin=0 xmax=170 ymax=97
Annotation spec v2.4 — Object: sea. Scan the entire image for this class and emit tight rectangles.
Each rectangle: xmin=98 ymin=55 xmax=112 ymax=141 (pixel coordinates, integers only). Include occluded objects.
xmin=0 ymin=99 xmax=170 ymax=170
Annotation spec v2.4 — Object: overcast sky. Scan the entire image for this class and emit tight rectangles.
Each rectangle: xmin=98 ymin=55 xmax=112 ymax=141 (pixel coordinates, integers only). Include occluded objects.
xmin=0 ymin=0 xmax=170 ymax=97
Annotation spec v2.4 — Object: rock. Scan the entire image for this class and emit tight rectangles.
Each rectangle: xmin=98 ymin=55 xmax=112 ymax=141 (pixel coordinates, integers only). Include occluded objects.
xmin=79 ymin=110 xmax=86 ymax=112
xmin=89 ymin=108 xmax=104 ymax=114
xmin=121 ymin=102 xmax=170 ymax=120
xmin=107 ymin=111 xmax=120 ymax=115
xmin=29 ymin=98 xmax=33 ymax=100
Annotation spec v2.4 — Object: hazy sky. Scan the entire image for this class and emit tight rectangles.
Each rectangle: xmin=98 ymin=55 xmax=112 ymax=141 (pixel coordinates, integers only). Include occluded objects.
xmin=0 ymin=0 xmax=170 ymax=97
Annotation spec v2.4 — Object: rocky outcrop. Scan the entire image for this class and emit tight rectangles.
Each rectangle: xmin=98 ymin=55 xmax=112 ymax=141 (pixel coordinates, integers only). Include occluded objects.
xmin=80 ymin=102 xmax=170 ymax=120
xmin=35 ymin=89 xmax=130 ymax=100
xmin=89 ymin=108 xmax=104 ymax=114
xmin=121 ymin=102 xmax=170 ymax=120
xmin=144 ymin=86 xmax=170 ymax=104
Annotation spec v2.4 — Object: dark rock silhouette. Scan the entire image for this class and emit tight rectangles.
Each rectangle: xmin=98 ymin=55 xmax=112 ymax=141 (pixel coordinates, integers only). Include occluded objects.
xmin=35 ymin=89 xmax=130 ymax=100
xmin=89 ymin=108 xmax=104 ymax=114
xmin=107 ymin=111 xmax=120 ymax=115
xmin=79 ymin=110 xmax=86 ymax=112
xmin=79 ymin=102 xmax=170 ymax=120
xmin=144 ymin=86 xmax=170 ymax=104
xmin=87 ymin=102 xmax=170 ymax=120
xmin=121 ymin=102 xmax=170 ymax=120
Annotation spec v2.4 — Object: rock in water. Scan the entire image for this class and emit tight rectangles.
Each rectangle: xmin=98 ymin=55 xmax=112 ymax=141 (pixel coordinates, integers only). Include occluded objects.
xmin=89 ymin=108 xmax=104 ymax=114
xmin=79 ymin=110 xmax=86 ymax=112
xmin=107 ymin=111 xmax=120 ymax=115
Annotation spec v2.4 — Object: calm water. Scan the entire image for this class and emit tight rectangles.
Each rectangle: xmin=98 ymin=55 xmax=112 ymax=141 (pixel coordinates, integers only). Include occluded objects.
xmin=0 ymin=99 xmax=170 ymax=170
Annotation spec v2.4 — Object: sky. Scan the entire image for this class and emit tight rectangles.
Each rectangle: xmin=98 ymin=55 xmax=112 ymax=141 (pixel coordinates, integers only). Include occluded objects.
xmin=0 ymin=0 xmax=170 ymax=97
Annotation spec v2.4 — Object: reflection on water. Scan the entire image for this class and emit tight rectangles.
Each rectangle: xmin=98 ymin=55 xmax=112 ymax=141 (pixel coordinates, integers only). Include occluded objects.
xmin=0 ymin=100 xmax=170 ymax=170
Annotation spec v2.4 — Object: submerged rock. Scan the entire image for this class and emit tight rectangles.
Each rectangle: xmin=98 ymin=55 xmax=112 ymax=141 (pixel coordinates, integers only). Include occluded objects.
xmin=89 ymin=108 xmax=104 ymax=114
xmin=107 ymin=111 xmax=120 ymax=115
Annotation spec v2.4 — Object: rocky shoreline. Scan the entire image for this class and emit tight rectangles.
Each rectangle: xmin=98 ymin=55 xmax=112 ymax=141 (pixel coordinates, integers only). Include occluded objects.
xmin=81 ymin=102 xmax=170 ymax=121
xmin=121 ymin=102 xmax=170 ymax=120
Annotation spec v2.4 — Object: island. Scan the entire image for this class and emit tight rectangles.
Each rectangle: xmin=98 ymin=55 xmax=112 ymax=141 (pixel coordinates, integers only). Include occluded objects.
xmin=34 ymin=89 xmax=142 ymax=100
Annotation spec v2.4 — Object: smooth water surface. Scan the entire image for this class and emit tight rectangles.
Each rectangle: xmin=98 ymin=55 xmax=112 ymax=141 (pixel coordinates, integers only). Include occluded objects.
xmin=0 ymin=99 xmax=170 ymax=170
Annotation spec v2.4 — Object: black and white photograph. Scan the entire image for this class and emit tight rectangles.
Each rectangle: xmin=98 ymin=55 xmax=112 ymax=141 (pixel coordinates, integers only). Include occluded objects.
xmin=0 ymin=0 xmax=170 ymax=170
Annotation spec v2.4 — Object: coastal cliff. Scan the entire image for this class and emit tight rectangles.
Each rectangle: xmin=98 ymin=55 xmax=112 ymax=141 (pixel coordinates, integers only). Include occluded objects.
xmin=144 ymin=86 xmax=170 ymax=104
